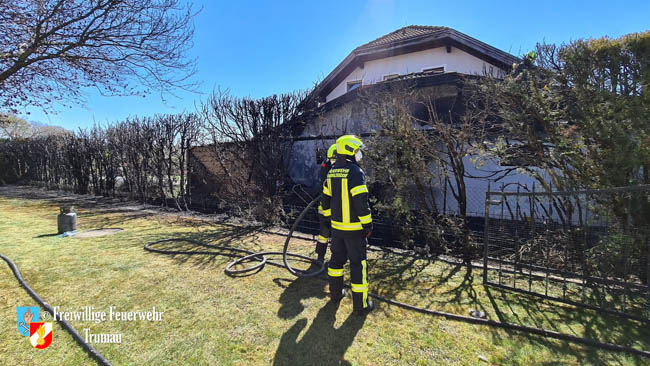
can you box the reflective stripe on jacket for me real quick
[320,158,372,232]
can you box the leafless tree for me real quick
[0,112,201,207]
[200,89,309,211]
[0,0,197,114]
[362,81,513,264]
[0,113,31,139]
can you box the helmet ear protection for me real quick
[336,135,364,156]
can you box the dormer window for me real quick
[347,80,362,92]
[383,74,400,81]
[422,66,445,74]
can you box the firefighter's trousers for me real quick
[316,213,330,259]
[327,230,370,311]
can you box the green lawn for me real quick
[0,193,649,365]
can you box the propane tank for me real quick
[57,206,77,234]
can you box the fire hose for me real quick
[145,194,650,359]
[3,195,649,366]
[0,253,112,366]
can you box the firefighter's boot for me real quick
[315,238,327,263]
[328,272,346,302]
[352,285,374,316]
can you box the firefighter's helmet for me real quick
[327,143,337,160]
[336,135,363,156]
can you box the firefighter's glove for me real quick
[362,223,373,239]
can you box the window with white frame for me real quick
[347,80,362,92]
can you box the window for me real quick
[347,80,362,92]
[422,66,445,74]
[383,74,400,81]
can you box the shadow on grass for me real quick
[482,282,650,365]
[34,232,60,238]
[367,251,456,313]
[141,224,274,270]
[353,249,649,365]
[81,211,156,228]
[17,181,641,364]
[273,300,366,366]
[274,263,328,320]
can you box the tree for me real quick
[475,33,650,282]
[0,112,201,201]
[362,82,505,264]
[0,113,31,139]
[477,31,650,191]
[0,0,197,114]
[200,89,309,219]
[29,121,69,137]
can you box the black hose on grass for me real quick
[0,253,112,366]
[145,237,323,277]
[3,195,647,362]
[145,194,650,359]
[146,195,326,278]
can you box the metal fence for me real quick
[23,179,650,322]
[280,185,485,253]
[281,203,404,249]
[483,185,650,321]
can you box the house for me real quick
[313,25,518,104]
[188,26,542,216]
[288,25,544,216]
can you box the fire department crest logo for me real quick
[29,322,53,349]
[16,306,40,337]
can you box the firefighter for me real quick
[316,144,337,263]
[320,135,374,315]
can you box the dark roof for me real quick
[313,72,465,114]
[355,26,449,50]
[308,26,520,104]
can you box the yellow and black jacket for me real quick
[320,158,372,233]
[316,159,333,247]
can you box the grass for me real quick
[0,193,649,366]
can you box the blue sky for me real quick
[19,0,650,130]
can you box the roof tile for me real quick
[355,25,449,50]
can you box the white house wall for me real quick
[326,46,503,102]
[438,155,545,217]
[288,82,558,220]
[289,140,549,220]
